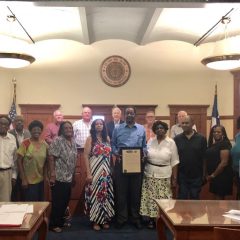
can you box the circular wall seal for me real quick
[100,55,131,87]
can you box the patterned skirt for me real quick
[140,176,172,218]
[85,155,115,224]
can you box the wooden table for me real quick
[0,202,50,240]
[156,199,240,240]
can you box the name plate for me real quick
[121,147,142,174]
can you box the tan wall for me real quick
[0,39,234,136]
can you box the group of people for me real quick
[0,106,239,234]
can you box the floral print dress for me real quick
[85,141,114,224]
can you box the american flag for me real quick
[8,79,17,122]
[8,101,17,121]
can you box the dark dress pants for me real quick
[114,161,142,224]
[177,172,203,200]
[50,181,72,228]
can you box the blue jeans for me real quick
[177,173,202,200]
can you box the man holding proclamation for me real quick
[112,106,146,229]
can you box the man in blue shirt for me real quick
[112,106,146,229]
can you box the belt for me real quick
[0,167,11,171]
[146,160,166,167]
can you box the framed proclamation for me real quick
[121,147,142,174]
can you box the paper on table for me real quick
[0,204,33,227]
[0,204,29,213]
[26,204,33,213]
[223,209,240,222]
[225,209,240,215]
[223,214,240,222]
[0,212,26,226]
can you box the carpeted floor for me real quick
[47,216,158,240]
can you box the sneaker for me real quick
[63,222,71,228]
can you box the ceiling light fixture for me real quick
[201,16,240,71]
[0,53,35,68]
[0,7,35,69]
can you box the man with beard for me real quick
[112,107,146,229]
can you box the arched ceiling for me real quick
[1,1,240,46]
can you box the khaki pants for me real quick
[0,169,12,201]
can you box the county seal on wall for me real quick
[100,55,131,87]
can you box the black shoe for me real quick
[115,221,124,229]
[134,221,143,230]
[147,220,155,229]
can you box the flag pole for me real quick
[210,84,220,129]
[8,78,17,124]
[12,77,16,104]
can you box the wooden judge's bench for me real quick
[19,104,158,215]
[69,148,87,214]
[44,148,87,215]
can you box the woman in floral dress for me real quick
[84,119,114,231]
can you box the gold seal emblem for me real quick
[100,55,131,87]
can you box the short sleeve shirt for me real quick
[48,136,77,182]
[17,139,48,184]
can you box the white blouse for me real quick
[144,136,179,179]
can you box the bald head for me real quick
[181,115,194,134]
[112,107,121,122]
[53,110,63,123]
[177,110,188,124]
[82,107,92,122]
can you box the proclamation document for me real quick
[121,147,142,173]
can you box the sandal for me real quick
[102,223,110,229]
[93,223,101,231]
[63,222,71,228]
[50,227,62,233]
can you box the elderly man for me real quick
[174,115,207,200]
[73,107,93,149]
[44,109,64,145]
[144,110,156,142]
[106,106,124,139]
[170,110,197,138]
[9,115,30,201]
[0,116,17,201]
[112,106,146,229]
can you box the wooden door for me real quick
[169,105,209,137]
[19,104,60,129]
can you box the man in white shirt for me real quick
[0,116,17,201]
[170,110,197,138]
[73,107,93,149]
[144,111,156,143]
